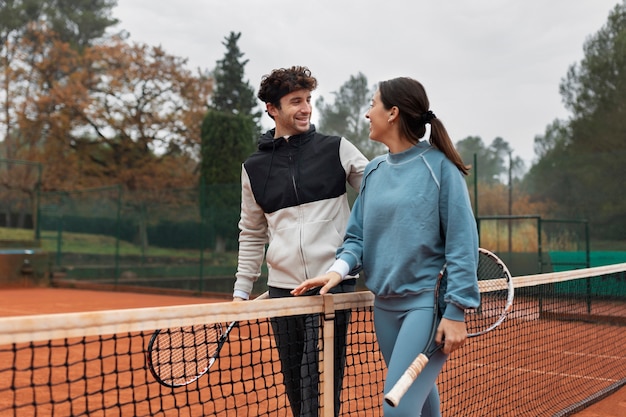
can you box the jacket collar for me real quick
[257,125,316,150]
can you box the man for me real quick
[233,66,368,417]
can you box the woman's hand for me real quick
[435,318,468,355]
[290,272,342,296]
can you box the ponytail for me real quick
[429,118,470,176]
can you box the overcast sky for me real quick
[111,0,619,166]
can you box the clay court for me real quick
[1,287,625,416]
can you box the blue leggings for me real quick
[374,304,448,417]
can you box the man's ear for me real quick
[266,103,278,118]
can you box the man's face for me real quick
[267,89,312,137]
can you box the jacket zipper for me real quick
[289,151,308,279]
[288,152,300,203]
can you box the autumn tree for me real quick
[316,72,385,159]
[0,0,120,230]
[72,37,211,249]
[1,0,118,159]
[10,28,211,190]
[2,23,212,247]
[201,31,258,252]
[78,39,212,188]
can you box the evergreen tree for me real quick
[200,31,259,252]
[210,31,261,121]
[44,0,119,50]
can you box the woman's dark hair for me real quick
[257,66,317,110]
[378,77,469,175]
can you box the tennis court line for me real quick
[447,343,624,384]
[473,361,622,383]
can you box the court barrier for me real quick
[1,262,626,416]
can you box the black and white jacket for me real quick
[233,125,368,298]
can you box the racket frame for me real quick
[146,291,269,388]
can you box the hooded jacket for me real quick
[233,125,367,298]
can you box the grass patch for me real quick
[0,227,237,266]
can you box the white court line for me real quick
[457,360,621,384]
[447,342,625,383]
[471,339,626,361]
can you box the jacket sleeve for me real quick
[233,165,268,298]
[339,138,368,191]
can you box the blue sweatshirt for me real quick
[335,141,480,321]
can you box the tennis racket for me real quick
[147,291,269,388]
[384,248,514,407]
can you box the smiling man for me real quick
[232,66,368,417]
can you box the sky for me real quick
[111,0,620,167]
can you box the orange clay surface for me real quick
[572,385,626,417]
[0,287,624,416]
[0,287,229,317]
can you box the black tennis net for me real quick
[1,263,625,416]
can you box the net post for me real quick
[320,294,336,417]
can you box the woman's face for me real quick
[365,89,391,144]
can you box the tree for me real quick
[1,0,118,159]
[1,5,216,250]
[456,135,526,217]
[42,0,119,50]
[79,38,212,184]
[527,1,626,238]
[1,23,213,244]
[201,32,258,252]
[210,32,261,122]
[532,119,570,160]
[316,72,386,159]
[10,28,212,190]
[456,136,523,185]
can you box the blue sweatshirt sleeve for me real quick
[439,161,480,321]
[336,192,364,276]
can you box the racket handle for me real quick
[384,353,429,407]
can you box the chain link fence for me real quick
[2,158,624,293]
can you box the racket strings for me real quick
[151,324,222,386]
[467,252,514,336]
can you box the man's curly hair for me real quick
[257,66,318,109]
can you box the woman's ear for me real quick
[388,106,399,123]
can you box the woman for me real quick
[291,77,480,417]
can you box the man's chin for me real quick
[295,123,310,133]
